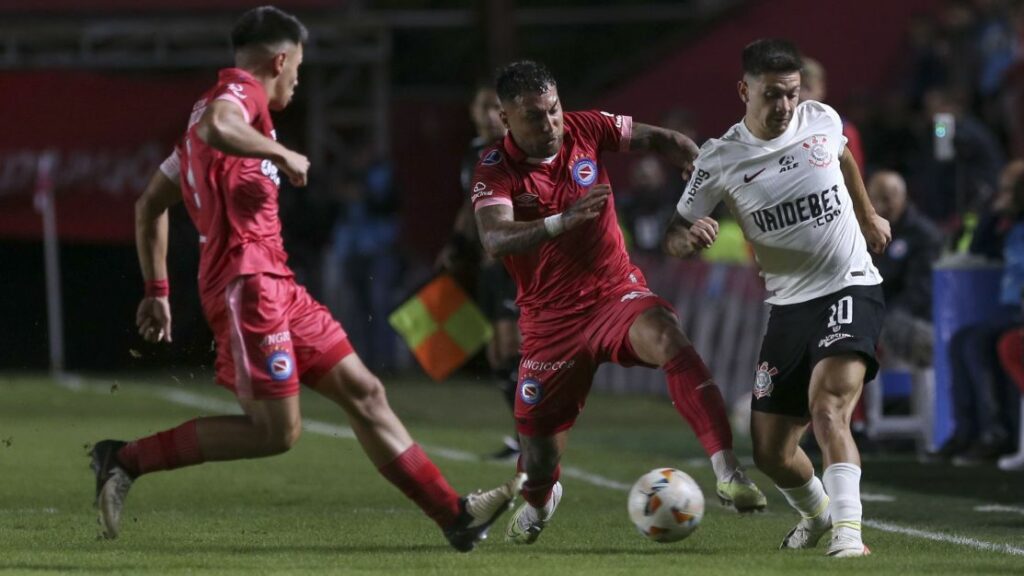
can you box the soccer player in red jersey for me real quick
[89,6,520,551]
[469,61,767,544]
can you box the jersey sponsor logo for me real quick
[620,290,654,302]
[571,158,598,187]
[778,155,799,173]
[683,168,711,206]
[260,331,292,347]
[520,378,543,405]
[514,192,539,207]
[481,149,503,166]
[750,184,842,233]
[818,332,853,348]
[261,159,281,187]
[267,350,294,381]
[471,181,493,202]
[743,168,766,183]
[802,134,832,167]
[753,362,778,399]
[521,359,576,372]
[228,83,247,99]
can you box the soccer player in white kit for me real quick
[664,39,891,557]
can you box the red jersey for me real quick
[176,68,292,301]
[471,110,643,332]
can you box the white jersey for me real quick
[677,100,881,305]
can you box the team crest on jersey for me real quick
[753,362,779,399]
[481,149,503,166]
[802,134,832,167]
[571,158,598,187]
[267,351,294,381]
[520,379,543,405]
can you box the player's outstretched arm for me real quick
[196,100,310,186]
[476,184,611,258]
[135,167,182,343]
[628,123,700,179]
[840,147,891,253]
[662,212,718,259]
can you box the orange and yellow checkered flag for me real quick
[388,274,493,381]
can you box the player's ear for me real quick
[737,80,749,104]
[499,108,510,130]
[272,52,287,76]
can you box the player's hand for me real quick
[563,184,612,230]
[136,297,172,343]
[275,149,310,187]
[861,213,891,254]
[670,134,700,180]
[687,216,719,250]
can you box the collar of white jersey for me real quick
[736,112,800,149]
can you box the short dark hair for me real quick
[495,60,557,103]
[742,39,803,76]
[231,6,308,52]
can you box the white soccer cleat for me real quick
[506,481,562,544]
[444,472,525,552]
[826,527,871,557]
[90,440,134,540]
[780,508,831,549]
[997,451,1024,472]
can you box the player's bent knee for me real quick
[253,415,302,455]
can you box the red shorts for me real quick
[515,284,674,436]
[203,273,353,400]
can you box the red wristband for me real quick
[145,279,169,298]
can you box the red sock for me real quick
[116,419,204,477]
[378,444,461,528]
[664,346,733,456]
[517,457,561,509]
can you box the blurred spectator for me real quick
[933,159,1024,465]
[906,87,1004,232]
[323,148,402,372]
[868,171,945,367]
[616,156,677,255]
[801,56,866,171]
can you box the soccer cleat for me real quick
[89,440,134,540]
[997,451,1024,472]
[444,472,525,552]
[506,480,562,544]
[780,509,832,549]
[487,436,521,461]
[826,527,871,557]
[716,470,767,513]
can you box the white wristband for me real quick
[543,213,566,237]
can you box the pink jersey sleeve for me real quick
[210,78,264,126]
[470,147,515,211]
[568,110,633,153]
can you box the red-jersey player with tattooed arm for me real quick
[89,5,521,551]
[470,60,767,545]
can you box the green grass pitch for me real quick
[0,373,1021,575]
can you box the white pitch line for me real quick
[864,520,1024,557]
[59,378,1021,557]
[974,504,1024,516]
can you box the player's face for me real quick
[740,71,801,139]
[501,86,564,158]
[271,43,303,111]
[471,88,505,142]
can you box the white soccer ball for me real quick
[627,467,704,543]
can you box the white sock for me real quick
[710,450,741,482]
[777,475,829,520]
[822,463,863,533]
